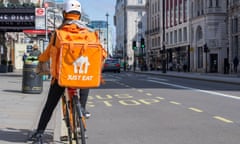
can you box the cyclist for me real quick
[28,0,94,143]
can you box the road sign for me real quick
[35,8,45,16]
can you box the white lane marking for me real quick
[148,80,240,100]
[148,77,169,81]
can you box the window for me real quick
[209,0,213,7]
[184,27,187,41]
[232,18,238,34]
[138,11,142,17]
[175,4,178,25]
[179,2,183,23]
[184,0,187,21]
[158,36,161,46]
[216,0,219,7]
[138,0,143,4]
[198,47,203,68]
[179,29,182,42]
[196,26,203,40]
[233,36,239,54]
[166,33,169,45]
[174,30,177,43]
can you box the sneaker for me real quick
[32,134,43,144]
[28,132,41,141]
[28,132,43,144]
[85,111,91,118]
[82,110,91,118]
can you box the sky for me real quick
[78,0,116,47]
[78,0,115,27]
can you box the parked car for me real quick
[102,58,121,73]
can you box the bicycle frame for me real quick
[61,87,87,144]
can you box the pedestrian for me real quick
[27,0,106,143]
[29,44,41,57]
[233,56,239,73]
[22,52,27,62]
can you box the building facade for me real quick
[115,0,146,68]
[122,0,232,73]
[228,0,240,72]
[190,0,228,73]
[145,0,162,70]
[89,20,113,56]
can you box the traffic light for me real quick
[140,38,145,48]
[204,44,208,53]
[132,40,137,50]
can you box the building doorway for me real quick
[210,54,218,73]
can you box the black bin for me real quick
[22,56,43,94]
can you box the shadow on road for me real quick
[0,128,53,143]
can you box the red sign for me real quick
[35,8,45,16]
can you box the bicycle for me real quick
[61,87,87,144]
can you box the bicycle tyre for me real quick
[65,100,73,144]
[73,96,86,144]
[62,96,73,144]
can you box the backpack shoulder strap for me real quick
[52,31,57,47]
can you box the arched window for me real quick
[196,26,203,41]
[209,0,213,7]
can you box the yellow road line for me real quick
[213,116,234,123]
[156,97,165,100]
[170,101,181,105]
[145,93,152,96]
[137,89,144,92]
[188,107,203,113]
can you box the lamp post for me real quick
[106,13,109,57]
[162,0,166,73]
[44,1,49,51]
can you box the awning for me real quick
[23,29,51,35]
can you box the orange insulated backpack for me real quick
[56,28,106,88]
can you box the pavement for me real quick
[0,69,239,144]
[134,70,240,85]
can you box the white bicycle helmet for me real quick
[63,0,82,14]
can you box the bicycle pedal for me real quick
[60,135,69,141]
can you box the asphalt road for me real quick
[72,71,240,144]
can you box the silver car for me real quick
[102,58,121,73]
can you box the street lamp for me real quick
[44,1,49,51]
[106,13,109,57]
[162,0,166,73]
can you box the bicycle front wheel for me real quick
[73,96,86,144]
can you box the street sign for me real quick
[35,8,46,30]
[0,8,35,32]
[35,8,45,16]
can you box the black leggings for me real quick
[36,80,89,133]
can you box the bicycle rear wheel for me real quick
[73,96,86,144]
[61,96,73,144]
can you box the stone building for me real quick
[114,0,146,69]
[228,0,240,72]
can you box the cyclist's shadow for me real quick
[0,128,53,143]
